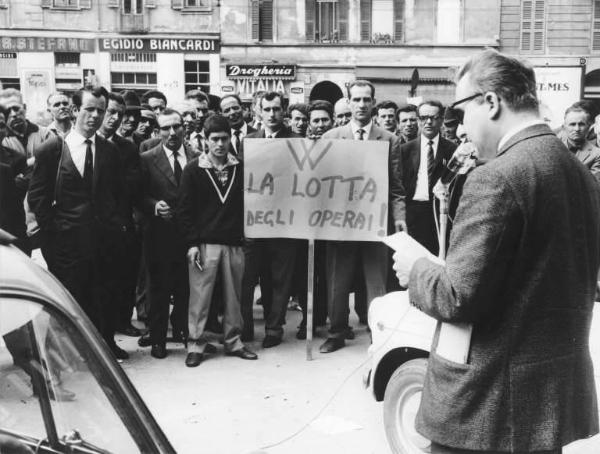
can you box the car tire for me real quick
[383,358,431,454]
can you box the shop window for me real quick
[520,0,545,53]
[110,53,156,63]
[184,60,210,94]
[111,72,157,91]
[251,0,273,41]
[593,0,600,51]
[55,53,80,67]
[123,0,143,14]
[305,0,349,43]
[0,78,20,90]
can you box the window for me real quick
[185,0,210,6]
[393,0,405,42]
[520,0,545,53]
[305,0,349,43]
[53,0,78,7]
[111,72,157,91]
[184,60,210,94]
[123,0,143,14]
[251,0,273,41]
[404,0,435,43]
[360,0,372,42]
[43,0,91,8]
[55,53,80,67]
[110,53,156,63]
[593,0,600,51]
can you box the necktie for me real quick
[83,139,93,194]
[357,129,365,140]
[173,149,182,185]
[427,140,435,186]
[233,129,241,155]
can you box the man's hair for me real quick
[107,92,125,106]
[0,104,7,118]
[566,100,596,122]
[417,100,444,115]
[172,100,197,116]
[72,86,108,109]
[220,94,242,109]
[397,104,417,116]
[46,91,69,106]
[308,100,334,120]
[252,90,266,105]
[157,107,182,123]
[376,100,398,115]
[288,103,308,117]
[141,89,167,104]
[456,49,538,113]
[261,91,284,108]
[203,114,231,137]
[185,89,209,104]
[347,80,375,99]
[0,88,23,104]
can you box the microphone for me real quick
[438,142,478,185]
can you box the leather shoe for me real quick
[117,324,142,337]
[319,338,345,354]
[226,347,258,360]
[185,352,203,367]
[150,344,167,359]
[345,327,355,340]
[110,344,129,360]
[204,343,217,354]
[262,335,281,348]
[138,333,152,347]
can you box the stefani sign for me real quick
[244,138,389,241]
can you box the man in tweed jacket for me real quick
[394,49,600,453]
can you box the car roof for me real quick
[0,238,80,314]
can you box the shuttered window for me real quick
[338,0,349,41]
[593,0,600,51]
[393,0,404,42]
[360,0,372,42]
[306,0,316,41]
[251,0,273,41]
[306,0,348,42]
[520,0,545,53]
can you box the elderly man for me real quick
[562,103,600,183]
[333,97,352,127]
[220,94,256,157]
[394,49,600,454]
[46,92,73,138]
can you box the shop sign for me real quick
[22,70,52,118]
[0,37,95,52]
[226,64,296,80]
[534,66,583,129]
[99,38,220,53]
[55,66,81,78]
[0,52,17,59]
[234,79,288,98]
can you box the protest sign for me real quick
[244,138,389,241]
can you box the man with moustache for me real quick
[139,108,194,359]
[28,87,126,359]
[320,81,405,353]
[393,49,600,454]
[97,92,142,340]
[561,103,600,182]
[133,105,156,147]
[376,100,399,135]
[333,98,352,127]
[243,91,301,348]
[396,104,419,143]
[46,92,73,138]
[400,100,457,255]
[220,94,256,157]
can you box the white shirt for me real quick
[350,120,373,140]
[264,128,281,139]
[231,123,249,153]
[65,129,95,177]
[163,144,187,173]
[413,134,440,201]
[497,118,546,152]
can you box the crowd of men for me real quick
[1,75,599,371]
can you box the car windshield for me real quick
[0,297,140,453]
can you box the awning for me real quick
[355,66,456,84]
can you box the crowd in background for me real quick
[1,80,598,374]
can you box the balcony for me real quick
[119,14,149,34]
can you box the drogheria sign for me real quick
[226,65,296,80]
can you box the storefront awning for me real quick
[356,66,455,84]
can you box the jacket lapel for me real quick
[576,142,593,164]
[152,145,177,187]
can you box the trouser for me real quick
[114,229,141,329]
[406,200,439,256]
[147,257,189,345]
[430,443,561,454]
[298,240,328,329]
[188,244,244,354]
[326,241,387,339]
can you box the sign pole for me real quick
[306,239,315,361]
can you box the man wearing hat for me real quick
[133,104,157,148]
[117,90,142,144]
[442,106,462,145]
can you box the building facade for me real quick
[0,0,220,118]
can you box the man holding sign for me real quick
[319,80,406,354]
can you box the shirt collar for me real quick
[66,128,95,146]
[350,120,373,139]
[421,134,440,149]
[198,151,239,169]
[232,123,247,135]
[163,144,185,158]
[497,118,546,151]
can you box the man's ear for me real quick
[484,92,501,120]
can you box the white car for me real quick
[365,291,600,454]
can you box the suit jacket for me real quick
[243,126,300,159]
[231,123,256,157]
[409,124,600,451]
[28,135,123,234]
[322,123,405,225]
[568,140,600,184]
[110,134,141,230]
[400,135,457,201]
[140,142,194,262]
[0,162,26,243]
[139,136,161,154]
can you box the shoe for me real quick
[150,344,167,359]
[138,333,152,347]
[226,346,258,360]
[319,338,345,353]
[110,344,130,360]
[185,352,203,367]
[345,327,355,340]
[262,335,281,348]
[204,343,217,354]
[295,327,317,340]
[117,324,142,337]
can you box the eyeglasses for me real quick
[449,93,484,123]
[159,123,183,132]
[418,115,441,123]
